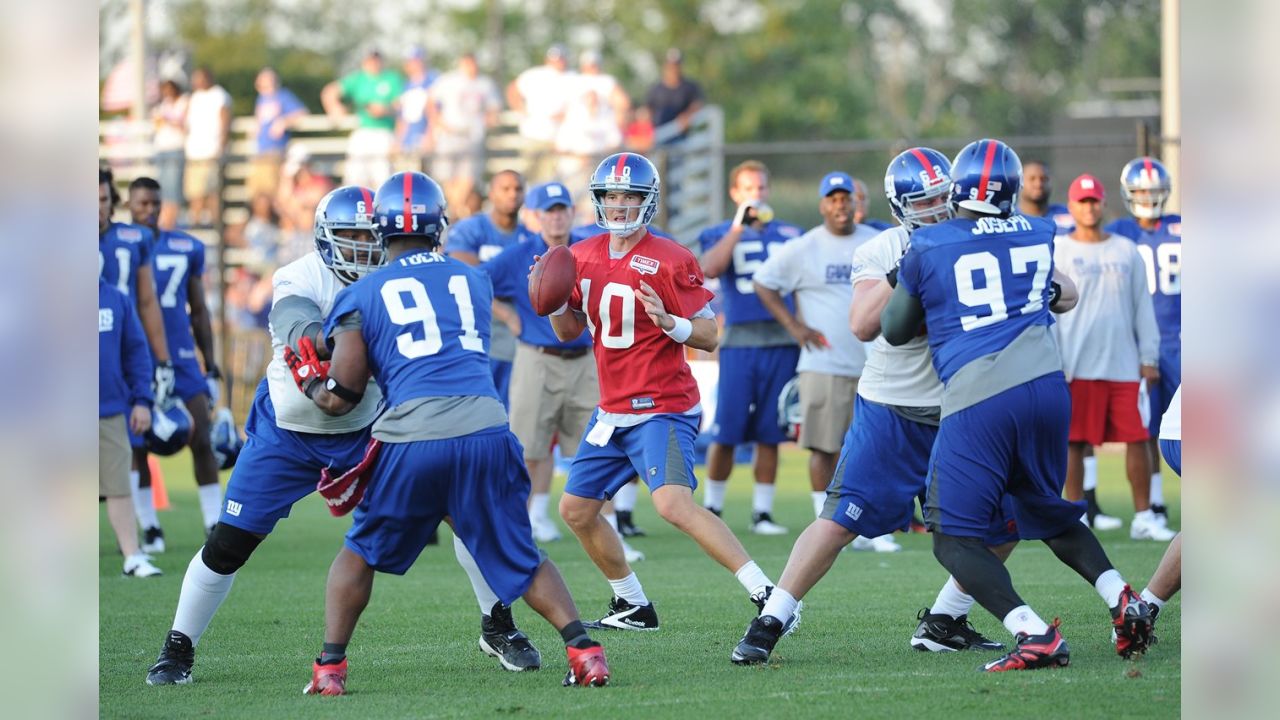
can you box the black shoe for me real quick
[1111,585,1155,658]
[732,615,785,665]
[583,596,660,631]
[910,608,1005,652]
[750,586,802,636]
[616,510,646,537]
[479,602,542,671]
[141,525,166,554]
[146,631,195,685]
[982,620,1069,672]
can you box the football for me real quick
[529,244,577,316]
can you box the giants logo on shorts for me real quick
[844,503,863,522]
[629,255,660,275]
[225,500,243,517]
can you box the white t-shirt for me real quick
[514,65,575,142]
[267,253,383,434]
[152,95,188,152]
[429,71,500,143]
[1158,385,1181,441]
[850,226,943,406]
[754,223,878,377]
[184,85,232,160]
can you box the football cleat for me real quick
[616,510,645,537]
[1130,512,1176,541]
[750,512,789,536]
[583,596,660,631]
[531,517,562,543]
[1091,513,1124,531]
[1112,586,1155,658]
[145,631,194,685]
[124,553,163,578]
[563,643,610,687]
[731,615,785,665]
[749,586,802,637]
[910,608,1006,652]
[141,526,166,554]
[982,620,1069,672]
[620,537,645,563]
[1150,503,1169,525]
[480,603,542,671]
[303,658,347,696]
[850,534,902,553]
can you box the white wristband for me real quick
[663,315,693,343]
[550,302,569,316]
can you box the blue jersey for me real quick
[480,237,591,350]
[151,230,206,360]
[99,280,153,417]
[1046,203,1074,235]
[697,219,802,324]
[1105,214,1181,346]
[99,222,154,298]
[898,214,1058,383]
[326,250,498,407]
[447,214,534,262]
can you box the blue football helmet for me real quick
[589,152,660,234]
[884,147,953,229]
[210,407,243,470]
[1120,156,1172,220]
[315,185,384,284]
[372,171,448,248]
[949,139,1022,217]
[145,398,193,456]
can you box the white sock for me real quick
[1150,472,1164,505]
[454,534,500,614]
[1083,455,1099,492]
[197,484,223,528]
[1140,587,1167,610]
[752,483,776,515]
[703,479,728,510]
[762,586,799,624]
[603,512,619,532]
[811,491,827,518]
[131,470,158,530]
[172,551,237,645]
[614,481,637,512]
[929,577,975,619]
[1002,605,1050,636]
[1094,568,1127,608]
[608,572,649,606]
[529,492,550,524]
[733,560,773,597]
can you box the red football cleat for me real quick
[302,658,347,696]
[563,644,610,687]
[982,619,1070,672]
[1112,585,1155,658]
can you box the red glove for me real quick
[283,336,330,397]
[317,438,382,516]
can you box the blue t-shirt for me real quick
[99,280,154,417]
[399,72,439,150]
[326,250,498,407]
[1105,214,1182,347]
[447,214,535,262]
[99,222,154,298]
[696,219,803,324]
[480,237,591,349]
[151,230,206,362]
[898,214,1058,383]
[254,88,306,154]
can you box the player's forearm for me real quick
[549,308,587,341]
[138,295,171,362]
[309,386,356,416]
[752,282,800,334]
[684,317,718,352]
[699,231,740,278]
[190,306,217,369]
[880,286,925,346]
[849,279,892,341]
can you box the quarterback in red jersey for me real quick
[550,153,794,633]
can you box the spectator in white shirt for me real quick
[183,67,232,227]
[506,45,574,182]
[151,79,188,229]
[426,52,501,213]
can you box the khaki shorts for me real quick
[99,415,132,497]
[245,154,283,198]
[184,158,221,199]
[509,342,599,460]
[798,372,859,454]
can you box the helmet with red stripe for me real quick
[589,152,660,234]
[315,185,384,284]
[372,171,449,250]
[1119,156,1171,220]
[949,139,1022,217]
[884,147,953,229]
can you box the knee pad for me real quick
[202,523,264,575]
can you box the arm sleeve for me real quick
[121,299,154,406]
[880,284,926,347]
[445,221,479,256]
[752,240,798,293]
[269,294,325,348]
[1132,246,1161,366]
[322,287,363,348]
[696,226,721,254]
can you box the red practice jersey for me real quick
[570,230,715,415]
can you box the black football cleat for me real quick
[583,596,660,631]
[911,608,1005,652]
[982,620,1069,672]
[616,510,646,537]
[732,615,785,665]
[1112,585,1155,658]
[480,602,542,671]
[146,630,195,685]
[750,586,802,637]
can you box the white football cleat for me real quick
[749,512,789,536]
[1130,511,1176,541]
[530,517,562,543]
[1091,513,1124,531]
[621,537,645,563]
[124,553,163,578]
[850,534,902,553]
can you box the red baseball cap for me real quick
[1068,174,1106,202]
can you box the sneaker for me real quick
[850,534,902,552]
[141,526,166,554]
[731,615,785,665]
[617,510,646,537]
[1111,586,1155,658]
[583,596,660,631]
[1091,513,1124,531]
[124,553,163,578]
[563,642,610,687]
[982,620,1069,672]
[531,517,562,543]
[750,512,789,535]
[480,603,542,671]
[621,537,645,563]
[749,586,803,637]
[302,658,347,696]
[1150,504,1169,525]
[1130,511,1176,541]
[910,608,1005,652]
[146,631,194,685]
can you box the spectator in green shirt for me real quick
[322,48,405,187]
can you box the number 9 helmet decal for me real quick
[372,171,449,249]
[589,152,660,234]
[884,147,953,229]
[1119,156,1171,220]
[315,185,385,284]
[948,139,1022,217]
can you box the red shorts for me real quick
[1068,380,1149,445]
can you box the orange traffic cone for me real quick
[148,455,170,511]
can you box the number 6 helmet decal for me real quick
[589,152,661,234]
[372,171,449,249]
[315,185,386,284]
[949,139,1022,218]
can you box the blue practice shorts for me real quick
[1159,438,1182,477]
[1147,345,1181,438]
[344,426,541,605]
[925,373,1084,542]
[491,358,513,410]
[565,411,701,501]
[174,355,208,404]
[219,379,370,534]
[711,345,799,446]
[821,396,1018,545]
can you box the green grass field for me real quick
[100,448,1180,719]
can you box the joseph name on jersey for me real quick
[151,229,205,362]
[266,253,383,433]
